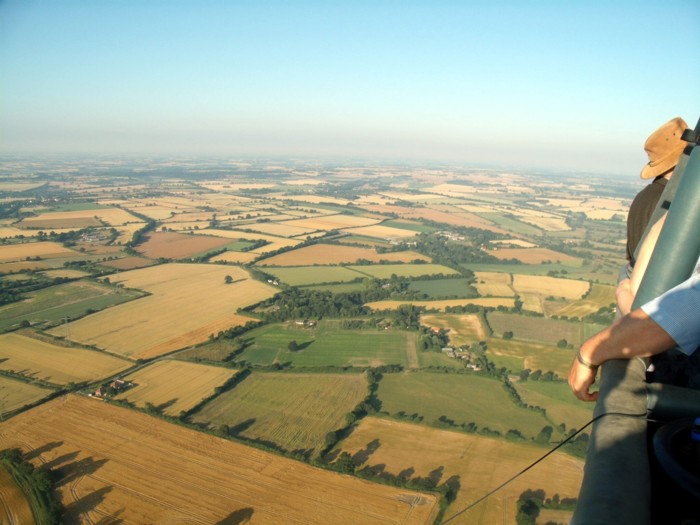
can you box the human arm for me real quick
[568,308,676,402]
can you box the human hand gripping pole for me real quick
[568,348,600,402]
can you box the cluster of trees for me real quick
[0,273,69,306]
[516,488,578,525]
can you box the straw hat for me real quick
[640,117,688,179]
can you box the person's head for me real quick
[640,117,688,180]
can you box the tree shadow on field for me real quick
[65,486,113,520]
[94,507,125,525]
[398,467,415,480]
[352,438,381,466]
[24,441,64,460]
[428,466,445,486]
[216,507,254,525]
[229,418,256,436]
[156,398,179,412]
[42,450,80,470]
[55,457,109,487]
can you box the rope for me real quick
[439,410,651,524]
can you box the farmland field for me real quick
[473,271,515,297]
[258,243,430,266]
[0,465,34,525]
[115,360,237,416]
[367,298,515,311]
[18,207,140,229]
[192,371,367,455]
[487,247,577,264]
[47,264,277,360]
[515,380,593,432]
[343,224,420,239]
[378,373,551,439]
[0,280,146,332]
[554,283,616,318]
[0,376,53,416]
[348,263,459,279]
[512,274,590,300]
[420,314,487,346]
[487,312,584,345]
[283,213,378,230]
[0,395,439,524]
[407,278,478,299]
[262,265,365,286]
[0,332,132,385]
[339,417,583,525]
[0,241,76,262]
[136,231,235,259]
[235,322,414,367]
[486,339,575,377]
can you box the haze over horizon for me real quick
[1,0,698,175]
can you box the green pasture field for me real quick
[377,372,551,439]
[487,312,583,345]
[50,202,108,212]
[192,371,367,456]
[301,282,368,294]
[461,261,582,276]
[583,322,607,339]
[177,339,241,362]
[235,322,413,368]
[380,219,437,233]
[486,338,574,377]
[408,278,478,299]
[262,266,364,286]
[348,263,459,280]
[0,281,146,332]
[477,212,542,236]
[335,235,391,247]
[416,351,465,368]
[0,376,54,416]
[515,380,593,432]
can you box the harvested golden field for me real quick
[554,283,616,318]
[19,207,140,229]
[401,208,511,234]
[488,247,577,264]
[344,224,419,239]
[490,239,537,248]
[473,271,515,297]
[41,268,88,279]
[210,251,259,264]
[340,417,583,525]
[259,244,430,266]
[0,396,439,524]
[0,261,49,273]
[285,213,379,230]
[513,274,590,300]
[519,293,544,313]
[0,466,34,525]
[115,360,237,416]
[48,264,277,360]
[0,376,52,416]
[0,333,131,385]
[420,314,487,346]
[136,231,233,259]
[238,221,319,237]
[101,256,153,270]
[196,229,303,254]
[0,241,76,262]
[268,194,352,205]
[366,298,515,311]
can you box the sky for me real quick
[1,0,698,174]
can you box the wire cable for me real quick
[439,410,651,524]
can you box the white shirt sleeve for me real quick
[641,273,700,355]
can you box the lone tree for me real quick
[288,340,299,352]
[225,275,233,284]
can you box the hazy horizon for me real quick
[1,0,698,175]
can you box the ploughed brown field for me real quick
[0,396,439,524]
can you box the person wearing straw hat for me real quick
[616,117,688,316]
